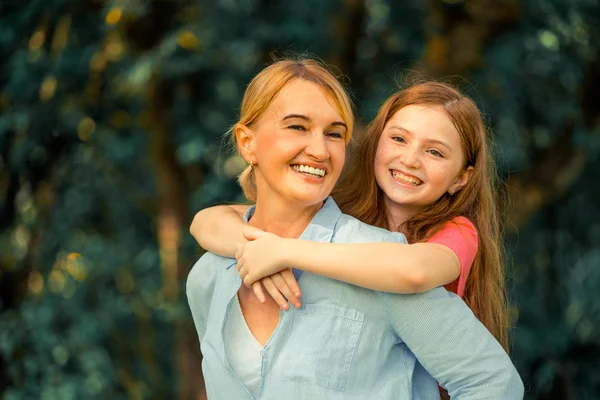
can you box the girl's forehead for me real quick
[388,104,448,123]
[387,105,459,138]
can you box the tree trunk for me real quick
[147,76,205,400]
[419,1,599,230]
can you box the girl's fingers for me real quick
[236,263,248,280]
[243,273,259,287]
[235,247,243,260]
[243,228,267,241]
[239,270,251,286]
[261,277,289,311]
[251,282,266,303]
[270,273,301,309]
[280,268,301,298]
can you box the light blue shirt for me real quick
[186,197,524,399]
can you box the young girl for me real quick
[192,81,509,354]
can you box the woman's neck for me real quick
[249,196,324,238]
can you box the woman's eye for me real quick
[326,132,344,139]
[392,136,406,143]
[428,149,444,158]
[288,125,307,131]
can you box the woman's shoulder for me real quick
[187,252,235,285]
[336,213,408,244]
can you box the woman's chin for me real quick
[289,191,331,208]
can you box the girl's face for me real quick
[244,79,348,208]
[374,104,472,220]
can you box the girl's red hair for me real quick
[334,82,510,350]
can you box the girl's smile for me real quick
[374,104,472,225]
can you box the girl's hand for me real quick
[235,229,301,310]
[249,270,302,310]
[235,229,290,286]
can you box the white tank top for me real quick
[225,295,263,397]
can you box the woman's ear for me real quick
[449,166,474,195]
[235,124,257,165]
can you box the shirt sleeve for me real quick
[379,289,524,399]
[186,253,224,341]
[427,216,478,297]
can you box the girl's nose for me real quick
[400,147,421,169]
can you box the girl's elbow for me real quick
[397,271,429,293]
[190,212,205,241]
[412,274,431,292]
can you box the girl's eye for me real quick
[428,149,444,158]
[392,136,406,143]
[326,132,344,139]
[288,125,307,131]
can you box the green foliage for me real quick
[1,0,599,398]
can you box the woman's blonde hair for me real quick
[334,82,510,351]
[232,58,354,201]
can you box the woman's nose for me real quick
[305,132,329,160]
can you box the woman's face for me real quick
[248,79,348,208]
[374,104,471,218]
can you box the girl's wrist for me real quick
[236,236,248,252]
[278,238,296,268]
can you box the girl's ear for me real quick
[235,124,257,165]
[449,166,474,195]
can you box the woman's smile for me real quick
[249,79,347,208]
[291,163,327,178]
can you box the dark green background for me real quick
[1,0,599,399]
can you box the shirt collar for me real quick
[243,196,341,241]
[239,197,342,278]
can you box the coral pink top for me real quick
[426,216,479,298]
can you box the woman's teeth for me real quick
[292,164,326,177]
[391,170,422,186]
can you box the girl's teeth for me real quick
[392,171,422,185]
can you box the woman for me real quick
[186,58,523,398]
